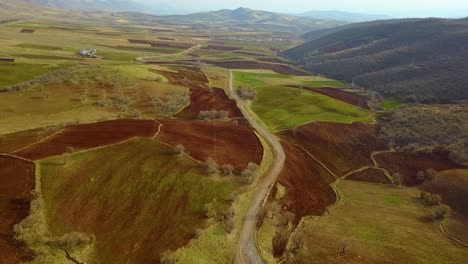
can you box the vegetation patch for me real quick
[0,64,66,87]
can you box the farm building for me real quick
[77,49,98,58]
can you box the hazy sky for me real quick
[136,0,468,17]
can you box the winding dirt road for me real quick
[229,70,286,264]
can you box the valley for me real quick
[0,1,467,264]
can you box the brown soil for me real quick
[20,29,34,33]
[149,29,174,33]
[257,57,288,63]
[14,119,159,160]
[202,45,242,51]
[234,51,268,57]
[0,58,14,62]
[0,155,35,263]
[346,167,392,184]
[272,141,336,257]
[289,85,369,109]
[158,37,175,41]
[0,128,54,153]
[149,41,193,49]
[374,152,467,186]
[278,141,337,219]
[128,39,149,44]
[176,88,243,119]
[156,120,263,173]
[208,60,310,75]
[279,122,387,177]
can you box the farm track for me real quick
[229,70,286,264]
[135,44,202,62]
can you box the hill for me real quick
[29,0,145,12]
[162,7,346,32]
[298,10,391,23]
[285,18,468,103]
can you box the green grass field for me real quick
[39,138,241,264]
[234,71,346,88]
[290,181,468,264]
[249,85,373,132]
[0,63,67,86]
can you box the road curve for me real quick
[229,70,286,264]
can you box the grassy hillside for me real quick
[285,181,468,264]
[286,18,468,103]
[39,137,240,263]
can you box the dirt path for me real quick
[229,70,286,264]
[135,44,201,62]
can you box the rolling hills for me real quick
[286,18,468,103]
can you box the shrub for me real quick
[203,203,216,219]
[237,86,257,100]
[425,168,438,181]
[420,191,442,206]
[338,239,352,256]
[223,206,236,233]
[160,250,176,264]
[220,164,234,176]
[240,162,259,184]
[205,157,219,174]
[174,144,185,155]
[198,110,229,120]
[432,205,451,221]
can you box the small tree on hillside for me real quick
[174,144,185,155]
[338,239,352,256]
[425,168,438,181]
[205,157,220,174]
[160,250,176,264]
[432,205,451,221]
[420,191,442,206]
[391,173,401,187]
[240,162,259,184]
[220,164,234,176]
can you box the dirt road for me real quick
[135,44,201,62]
[229,70,286,264]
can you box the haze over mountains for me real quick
[286,18,468,103]
[298,10,392,23]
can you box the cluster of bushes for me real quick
[236,86,257,100]
[203,157,259,184]
[198,110,229,120]
[419,191,452,221]
[152,91,190,118]
[378,106,468,165]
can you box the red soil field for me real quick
[345,167,392,184]
[176,88,243,119]
[273,141,336,257]
[278,141,337,219]
[0,155,35,263]
[202,45,242,51]
[209,60,311,76]
[0,128,54,153]
[156,119,263,173]
[14,119,159,160]
[279,122,387,177]
[374,152,467,186]
[289,85,370,109]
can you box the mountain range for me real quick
[285,18,468,103]
[297,10,392,22]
